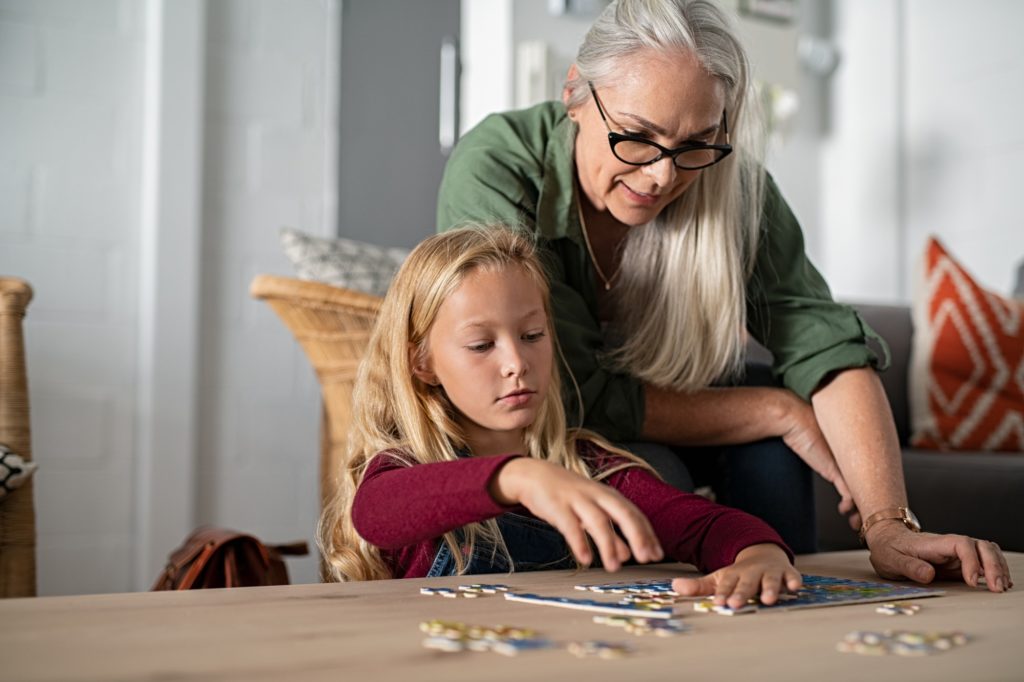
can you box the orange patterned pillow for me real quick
[910,237,1024,451]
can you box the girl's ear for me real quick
[408,342,438,386]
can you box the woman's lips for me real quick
[619,181,660,206]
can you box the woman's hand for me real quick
[866,523,1013,593]
[489,457,664,571]
[670,543,801,609]
[774,390,860,529]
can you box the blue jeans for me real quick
[622,364,818,555]
[426,513,576,577]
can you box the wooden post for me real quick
[0,277,36,598]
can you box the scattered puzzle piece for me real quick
[567,640,633,659]
[875,602,921,616]
[837,630,969,657]
[692,598,757,615]
[593,615,691,637]
[419,620,551,656]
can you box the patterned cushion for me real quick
[909,237,1024,452]
[280,228,409,298]
[0,443,37,502]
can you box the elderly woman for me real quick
[437,0,1010,590]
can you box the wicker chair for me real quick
[0,277,36,598]
[250,275,383,516]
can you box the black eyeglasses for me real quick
[588,82,732,171]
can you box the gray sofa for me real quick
[755,304,1024,552]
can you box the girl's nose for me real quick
[501,346,528,377]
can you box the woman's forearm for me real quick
[810,367,908,524]
[642,384,792,445]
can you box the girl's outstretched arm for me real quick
[352,452,520,549]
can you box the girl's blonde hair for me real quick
[565,0,766,390]
[318,225,646,581]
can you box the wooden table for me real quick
[2,551,1022,681]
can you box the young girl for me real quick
[319,226,801,609]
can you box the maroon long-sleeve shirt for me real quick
[351,440,791,578]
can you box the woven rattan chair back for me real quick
[0,277,36,598]
[250,275,383,515]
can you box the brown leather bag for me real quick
[151,526,309,590]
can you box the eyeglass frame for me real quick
[587,81,733,171]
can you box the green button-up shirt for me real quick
[437,102,887,442]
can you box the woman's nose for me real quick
[642,155,677,187]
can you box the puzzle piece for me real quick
[875,602,922,616]
[593,615,691,637]
[419,620,551,656]
[503,592,675,619]
[459,583,510,594]
[837,630,968,657]
[567,640,633,659]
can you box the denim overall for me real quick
[426,512,577,577]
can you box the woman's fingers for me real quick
[976,540,1011,592]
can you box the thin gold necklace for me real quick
[576,200,620,291]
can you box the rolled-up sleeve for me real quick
[747,176,890,400]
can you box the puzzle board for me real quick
[572,574,945,612]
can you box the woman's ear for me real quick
[562,64,580,112]
[408,342,438,386]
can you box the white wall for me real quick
[0,0,145,595]
[820,0,1024,301]
[0,0,334,595]
[196,0,335,587]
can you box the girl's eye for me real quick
[467,341,493,353]
[523,330,546,342]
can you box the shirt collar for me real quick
[536,107,584,247]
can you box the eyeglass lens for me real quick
[611,139,728,170]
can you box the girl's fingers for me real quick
[575,501,628,572]
[759,571,783,605]
[712,571,739,606]
[785,567,803,592]
[726,573,761,609]
[596,494,663,563]
[544,506,593,567]
[671,575,716,597]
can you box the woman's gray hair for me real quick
[567,0,767,391]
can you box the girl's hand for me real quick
[775,390,861,530]
[490,457,664,571]
[670,543,801,609]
